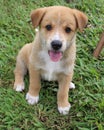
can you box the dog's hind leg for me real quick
[13,55,27,92]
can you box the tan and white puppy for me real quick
[14,6,88,115]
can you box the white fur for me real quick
[15,84,24,92]
[58,104,71,115]
[35,28,39,32]
[26,93,39,105]
[69,82,75,89]
[52,32,61,41]
[41,59,62,81]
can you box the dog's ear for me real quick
[31,8,47,28]
[73,9,88,31]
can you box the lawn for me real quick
[0,0,104,129]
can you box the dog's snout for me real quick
[51,40,62,50]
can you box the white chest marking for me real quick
[41,60,62,81]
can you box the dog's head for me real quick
[31,6,88,62]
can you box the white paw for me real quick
[69,82,75,89]
[58,104,71,115]
[15,84,24,92]
[26,93,39,105]
[35,28,39,32]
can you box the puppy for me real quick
[14,6,88,115]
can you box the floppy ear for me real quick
[31,8,47,28]
[73,9,88,31]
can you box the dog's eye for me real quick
[45,25,52,31]
[65,27,71,33]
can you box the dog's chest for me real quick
[41,61,62,81]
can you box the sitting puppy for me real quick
[14,6,88,115]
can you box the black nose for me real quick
[51,40,62,50]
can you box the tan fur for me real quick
[14,6,88,114]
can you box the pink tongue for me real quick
[49,50,62,62]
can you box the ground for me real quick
[0,0,104,129]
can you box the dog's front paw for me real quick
[58,104,71,115]
[69,82,75,89]
[26,93,39,105]
[14,83,25,92]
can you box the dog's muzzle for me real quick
[48,40,63,62]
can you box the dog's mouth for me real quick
[48,50,63,62]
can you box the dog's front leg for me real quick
[57,72,73,115]
[26,63,41,105]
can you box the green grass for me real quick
[0,0,104,129]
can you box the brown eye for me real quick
[65,27,71,33]
[45,25,52,31]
